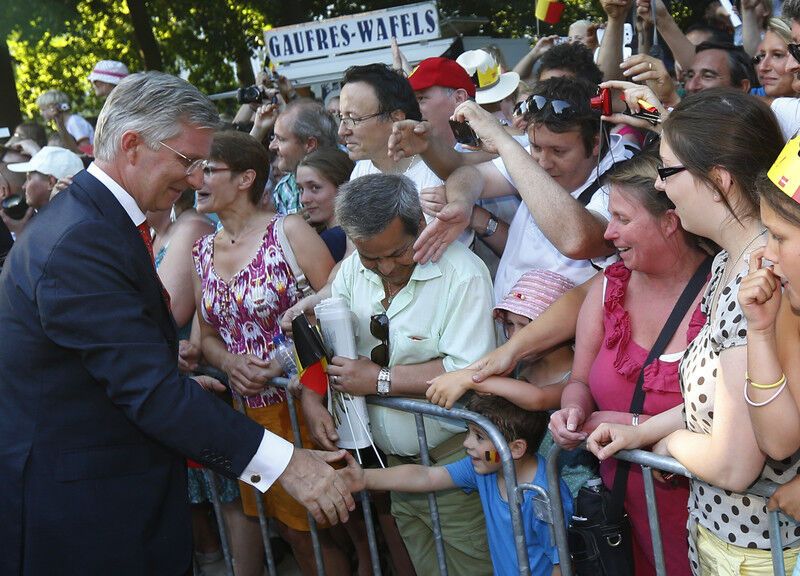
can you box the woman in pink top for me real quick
[550,151,708,576]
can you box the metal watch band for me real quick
[376,367,391,396]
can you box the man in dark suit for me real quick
[0,71,354,575]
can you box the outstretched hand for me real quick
[339,451,367,493]
[468,343,519,383]
[278,448,355,525]
[586,422,645,461]
[412,201,472,264]
[388,120,431,161]
[426,369,476,409]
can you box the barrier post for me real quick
[544,445,572,576]
[640,465,666,576]
[280,377,325,576]
[203,469,235,576]
[413,412,450,576]
[233,395,279,576]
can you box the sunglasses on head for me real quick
[789,43,800,63]
[513,94,576,118]
[370,313,390,367]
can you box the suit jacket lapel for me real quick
[70,172,179,351]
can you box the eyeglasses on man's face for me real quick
[158,141,206,176]
[338,111,386,129]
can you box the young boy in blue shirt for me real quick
[341,394,573,576]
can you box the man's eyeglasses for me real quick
[339,111,385,129]
[657,165,687,181]
[752,53,766,66]
[513,95,576,118]
[788,43,800,63]
[158,141,206,176]
[370,313,390,367]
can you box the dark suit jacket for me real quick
[0,170,266,575]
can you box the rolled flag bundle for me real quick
[291,313,330,396]
[535,0,565,24]
[314,297,375,451]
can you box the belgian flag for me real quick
[291,313,331,396]
[535,0,565,24]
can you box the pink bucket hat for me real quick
[494,269,575,321]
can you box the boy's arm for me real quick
[341,452,456,493]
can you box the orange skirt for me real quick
[238,398,319,532]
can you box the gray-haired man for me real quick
[302,172,496,575]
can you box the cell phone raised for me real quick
[449,120,480,147]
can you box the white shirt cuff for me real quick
[238,430,294,493]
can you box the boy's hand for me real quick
[426,369,475,409]
[339,451,367,492]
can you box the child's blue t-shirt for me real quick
[444,454,573,576]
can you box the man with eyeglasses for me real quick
[302,172,496,576]
[268,98,339,214]
[338,63,474,247]
[0,71,356,576]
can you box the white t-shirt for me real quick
[350,159,474,245]
[66,114,95,145]
[771,98,800,142]
[492,134,633,302]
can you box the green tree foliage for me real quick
[5,0,714,124]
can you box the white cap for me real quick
[88,60,130,85]
[8,146,84,179]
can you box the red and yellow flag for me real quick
[535,0,565,24]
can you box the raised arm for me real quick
[739,249,800,459]
[597,0,634,81]
[637,0,697,70]
[494,134,613,259]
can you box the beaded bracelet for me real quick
[745,372,787,390]
[744,380,787,407]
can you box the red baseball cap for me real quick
[408,57,476,97]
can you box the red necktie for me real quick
[137,222,171,310]
[137,222,155,264]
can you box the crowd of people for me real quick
[7,0,800,574]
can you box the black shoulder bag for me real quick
[568,257,711,576]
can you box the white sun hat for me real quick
[456,50,520,105]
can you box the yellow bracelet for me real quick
[745,372,787,390]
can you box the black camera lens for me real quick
[237,86,265,105]
[2,194,29,220]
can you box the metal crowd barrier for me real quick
[545,444,790,576]
[193,369,542,576]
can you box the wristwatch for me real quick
[480,214,499,238]
[376,367,392,396]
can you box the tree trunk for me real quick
[126,0,163,71]
[0,39,22,132]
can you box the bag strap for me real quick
[576,159,629,206]
[607,256,712,519]
[274,216,315,299]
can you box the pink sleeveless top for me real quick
[192,216,299,408]
[588,261,705,576]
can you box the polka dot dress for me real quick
[680,251,800,575]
